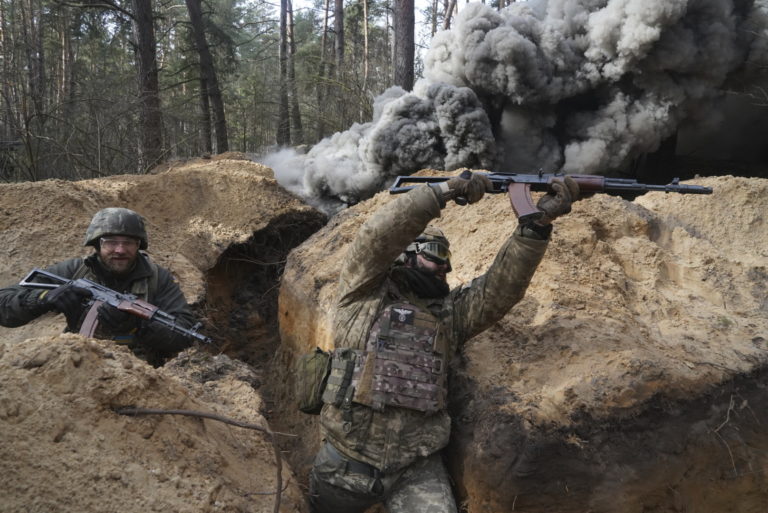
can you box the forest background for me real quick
[0,0,475,181]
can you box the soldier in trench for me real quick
[0,207,197,366]
[309,172,579,512]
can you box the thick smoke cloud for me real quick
[298,82,497,206]
[267,0,768,211]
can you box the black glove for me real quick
[536,176,580,224]
[97,303,137,333]
[42,284,92,320]
[443,170,493,205]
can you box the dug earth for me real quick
[2,160,767,513]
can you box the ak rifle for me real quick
[20,268,212,344]
[389,171,713,222]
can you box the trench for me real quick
[203,212,325,366]
[449,363,768,513]
[194,208,340,508]
[200,210,326,453]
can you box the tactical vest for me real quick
[348,301,447,414]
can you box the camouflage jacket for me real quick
[320,184,549,473]
[0,253,196,365]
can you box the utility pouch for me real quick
[321,349,357,407]
[295,347,332,414]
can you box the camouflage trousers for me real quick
[308,441,458,513]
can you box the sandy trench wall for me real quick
[0,335,307,513]
[276,173,768,511]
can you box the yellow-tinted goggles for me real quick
[415,241,451,264]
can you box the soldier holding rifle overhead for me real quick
[308,170,580,513]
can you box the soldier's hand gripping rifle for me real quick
[20,268,212,344]
[390,171,713,222]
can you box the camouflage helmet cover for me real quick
[84,207,148,249]
[398,225,451,265]
[414,225,449,248]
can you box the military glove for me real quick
[21,289,55,316]
[42,283,92,319]
[536,176,580,224]
[97,303,137,333]
[442,170,493,205]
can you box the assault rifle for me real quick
[390,171,713,222]
[20,268,212,344]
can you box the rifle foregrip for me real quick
[570,175,608,195]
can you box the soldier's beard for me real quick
[390,266,450,298]
[100,255,137,275]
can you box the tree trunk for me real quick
[334,0,344,70]
[386,0,392,83]
[443,0,456,30]
[22,0,45,119]
[430,0,438,36]
[362,0,369,109]
[316,0,331,141]
[0,0,13,143]
[130,0,164,171]
[393,0,414,91]
[57,7,74,106]
[288,0,303,145]
[199,76,213,154]
[276,0,291,145]
[185,0,229,153]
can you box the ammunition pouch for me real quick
[295,347,332,414]
[322,348,358,407]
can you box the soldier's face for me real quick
[98,235,140,275]
[414,253,450,282]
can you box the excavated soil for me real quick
[2,158,767,513]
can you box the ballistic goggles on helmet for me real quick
[413,240,451,265]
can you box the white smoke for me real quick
[265,0,768,211]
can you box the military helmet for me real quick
[415,226,449,248]
[84,207,148,249]
[405,225,451,264]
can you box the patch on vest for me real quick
[392,307,413,324]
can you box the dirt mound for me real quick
[0,335,306,513]
[277,173,768,512]
[0,159,324,345]
[0,159,295,295]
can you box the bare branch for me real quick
[115,406,296,513]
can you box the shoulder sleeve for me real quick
[337,185,442,306]
[450,232,548,344]
[0,258,84,327]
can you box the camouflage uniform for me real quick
[310,184,549,512]
[0,208,196,366]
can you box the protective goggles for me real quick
[100,237,140,250]
[414,241,451,265]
